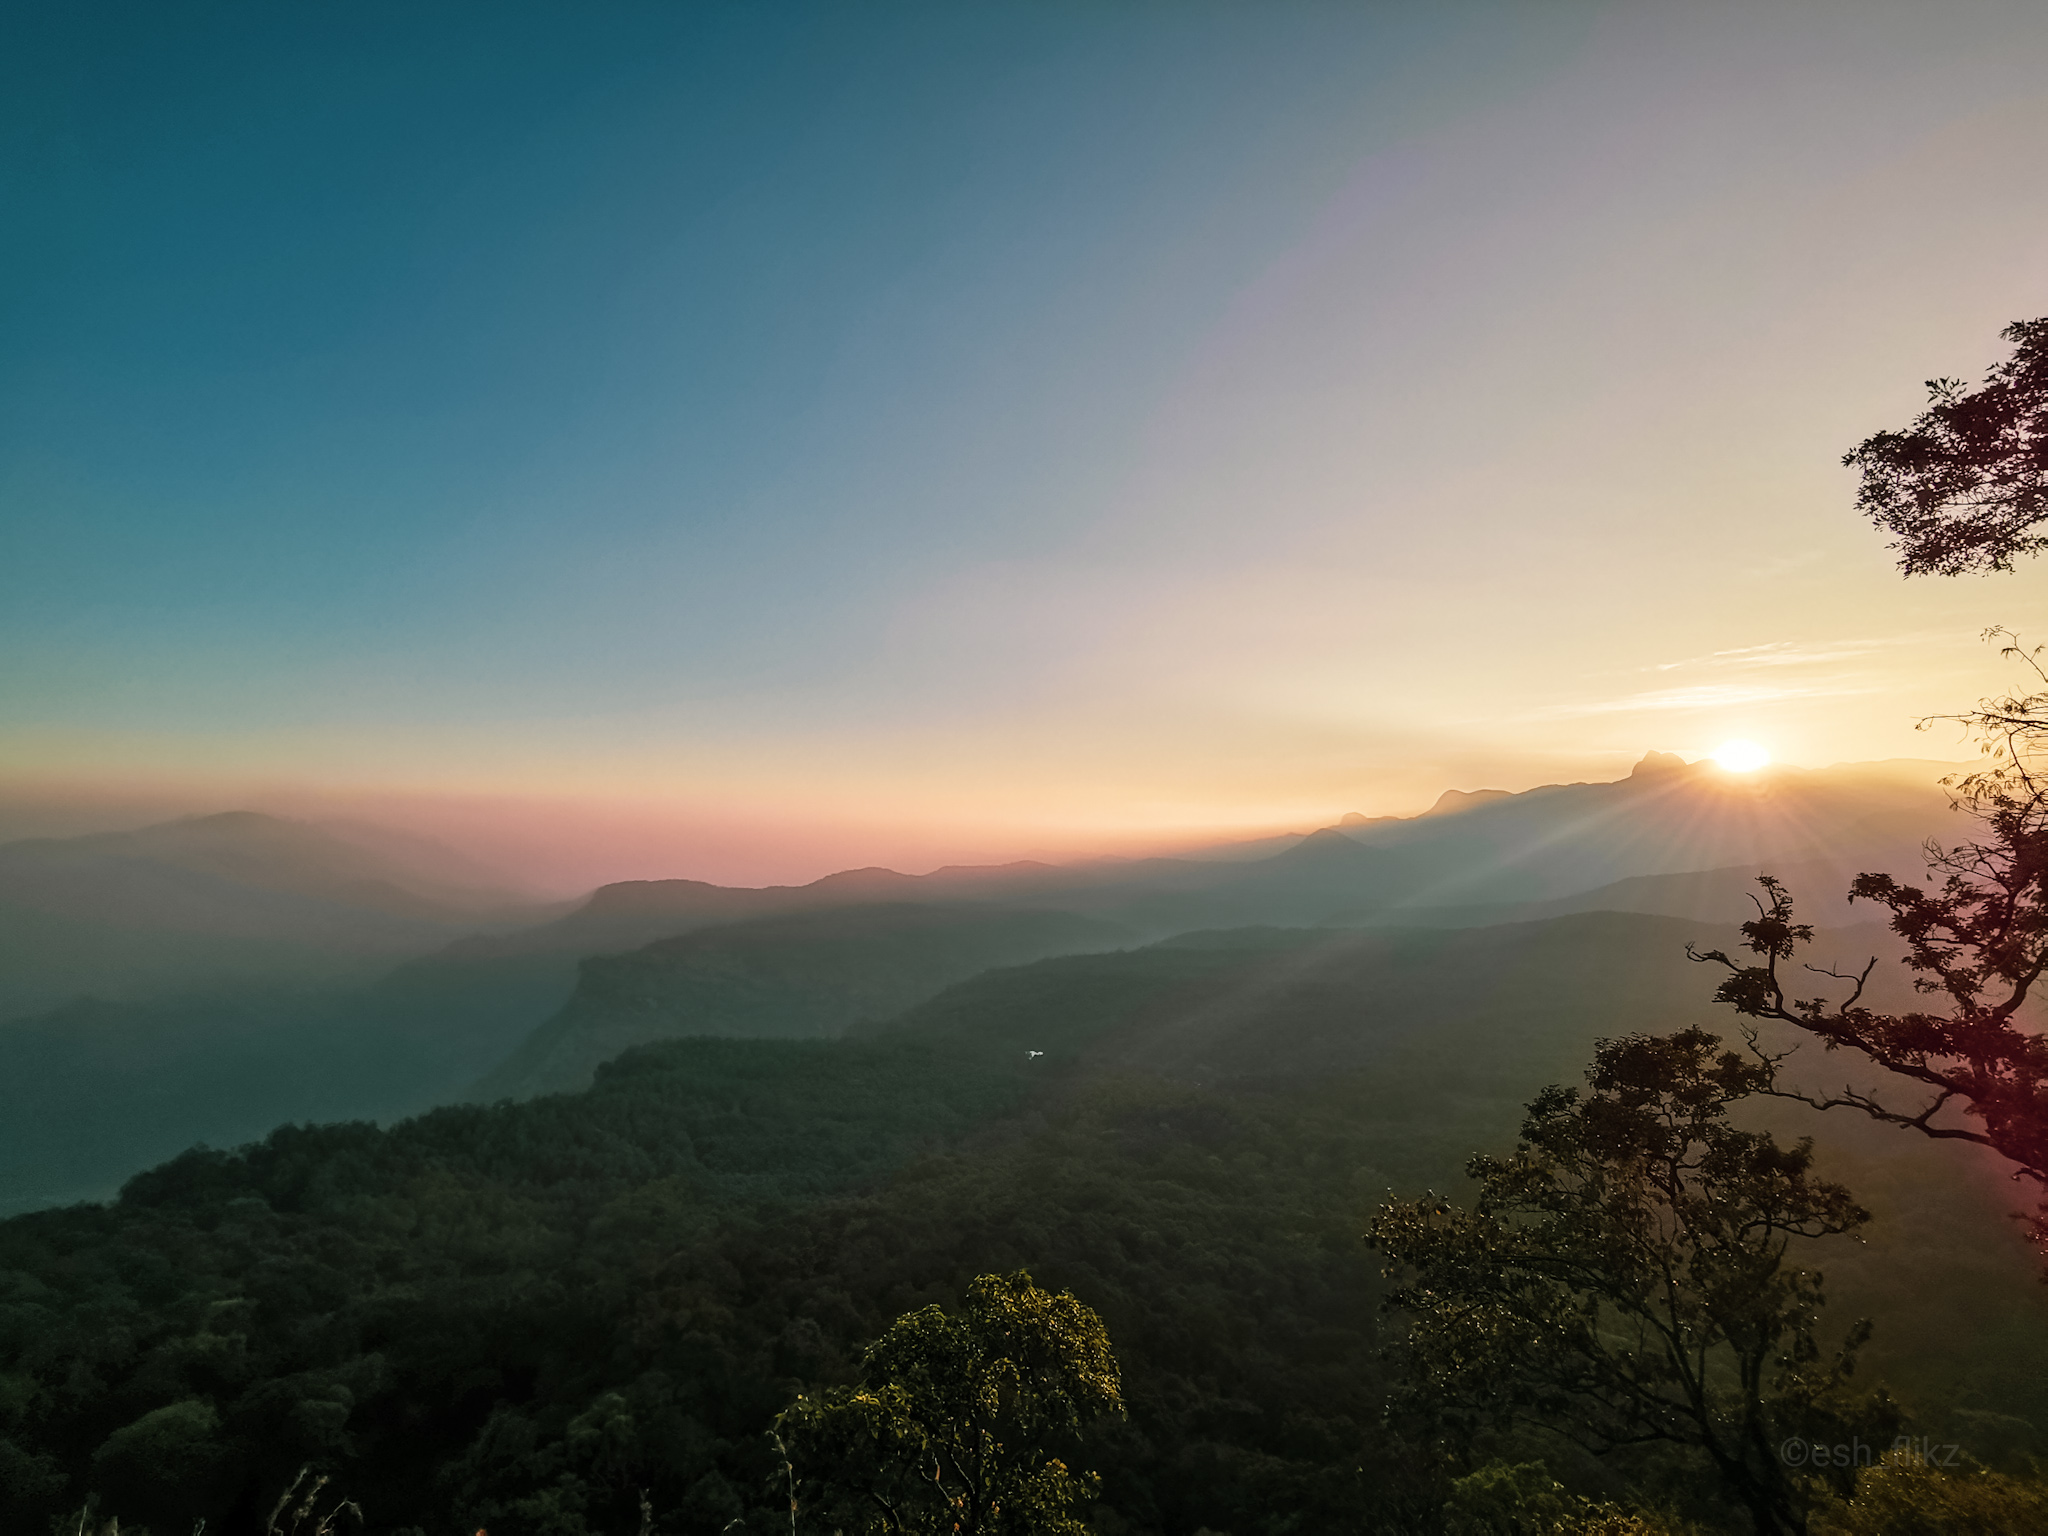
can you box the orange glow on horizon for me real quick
[0,744,1961,896]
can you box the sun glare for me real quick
[1712,739,1770,773]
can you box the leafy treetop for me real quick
[1692,638,2048,1251]
[778,1270,1124,1536]
[1372,1029,1875,1536]
[1844,317,2048,576]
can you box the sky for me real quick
[3,0,2046,890]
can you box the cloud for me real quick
[1648,631,1964,674]
[1538,680,1872,719]
[1527,634,1962,718]
[1652,640,1871,672]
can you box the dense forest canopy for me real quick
[5,915,2046,1534]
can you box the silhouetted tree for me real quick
[1844,317,2048,575]
[1693,635,2048,1250]
[1722,308,2048,1254]
[777,1271,1123,1536]
[1370,1030,1876,1536]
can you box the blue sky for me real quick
[3,4,1582,716]
[5,1,2047,885]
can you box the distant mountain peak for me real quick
[1630,750,1690,778]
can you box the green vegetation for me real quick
[479,903,1132,1099]
[2,916,2044,1533]
[1442,1461,1685,1535]
[1810,1454,2048,1535]
[0,903,1122,1214]
[1372,1030,1881,1535]
[780,1270,1123,1536]
[0,1031,1403,1533]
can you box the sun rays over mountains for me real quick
[0,751,1953,1212]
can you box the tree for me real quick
[1844,317,2048,575]
[1369,1030,1877,1536]
[777,1271,1123,1536]
[1692,636,2048,1251]
[1444,1460,1686,1535]
[1720,308,2048,1251]
[88,1399,232,1531]
[1811,1451,2048,1536]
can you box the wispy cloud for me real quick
[1537,680,1873,719]
[1652,640,1872,673]
[1647,631,1964,674]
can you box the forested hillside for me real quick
[0,761,1957,1216]
[4,913,2041,1535]
[478,903,1132,1098]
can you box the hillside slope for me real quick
[0,907,2033,1536]
[476,902,1133,1099]
[0,757,1957,1214]
[876,910,1916,1082]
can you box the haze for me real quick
[5,0,2045,889]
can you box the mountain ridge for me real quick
[0,811,560,1020]
[473,902,1134,1100]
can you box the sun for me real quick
[1712,739,1771,773]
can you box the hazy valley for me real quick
[0,754,1951,1212]
[9,748,2042,1535]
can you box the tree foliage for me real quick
[5,938,2048,1532]
[1370,1030,1875,1536]
[1443,1460,1686,1536]
[779,1271,1123,1536]
[1693,637,2048,1250]
[0,1035,1407,1534]
[1843,317,2048,575]
[1811,1452,2048,1536]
